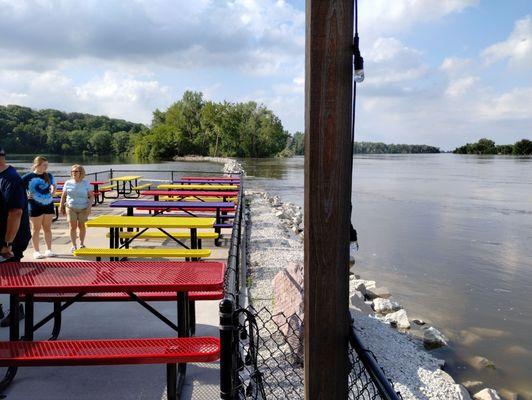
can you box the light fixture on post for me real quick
[353,33,364,83]
[353,0,364,83]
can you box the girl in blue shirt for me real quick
[22,156,56,259]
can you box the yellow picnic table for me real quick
[86,214,215,254]
[105,175,143,198]
[109,175,143,182]
[157,184,238,191]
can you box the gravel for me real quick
[246,189,472,400]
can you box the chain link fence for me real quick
[227,306,402,400]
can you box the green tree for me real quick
[112,131,132,155]
[513,139,532,155]
[89,131,113,155]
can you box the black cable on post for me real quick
[350,0,364,245]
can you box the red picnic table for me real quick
[0,261,224,399]
[140,189,238,202]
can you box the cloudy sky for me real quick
[0,0,530,150]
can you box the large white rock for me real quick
[372,298,402,314]
[384,309,410,329]
[473,388,502,400]
[423,327,448,349]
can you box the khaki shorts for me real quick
[66,206,90,223]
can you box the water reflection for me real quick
[238,157,302,180]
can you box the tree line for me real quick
[133,91,289,160]
[3,99,456,160]
[282,135,440,155]
[0,105,146,156]
[453,138,532,155]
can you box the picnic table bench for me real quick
[0,261,224,399]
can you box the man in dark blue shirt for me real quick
[0,147,31,262]
[0,146,31,325]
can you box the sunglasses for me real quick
[71,170,82,173]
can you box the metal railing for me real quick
[55,167,229,182]
[219,177,402,399]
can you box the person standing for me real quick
[59,164,94,252]
[0,146,30,325]
[22,156,57,259]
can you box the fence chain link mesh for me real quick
[231,306,401,400]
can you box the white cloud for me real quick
[445,76,479,97]
[0,0,304,73]
[364,37,428,90]
[74,72,172,122]
[440,57,474,77]
[0,69,170,124]
[476,87,532,120]
[482,15,532,68]
[360,0,479,37]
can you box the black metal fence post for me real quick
[220,298,235,399]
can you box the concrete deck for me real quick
[0,201,227,399]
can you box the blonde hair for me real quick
[32,156,50,184]
[71,164,86,179]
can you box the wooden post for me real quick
[304,0,353,399]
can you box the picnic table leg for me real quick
[215,224,221,247]
[109,227,114,249]
[50,302,62,340]
[114,228,121,260]
[23,294,34,341]
[190,228,199,261]
[189,302,196,336]
[215,209,221,247]
[93,184,99,206]
[175,292,189,397]
[0,295,20,393]
[167,364,178,400]
[109,227,117,261]
[126,207,134,233]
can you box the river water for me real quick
[241,154,532,397]
[7,153,532,397]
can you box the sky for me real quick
[0,0,530,150]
